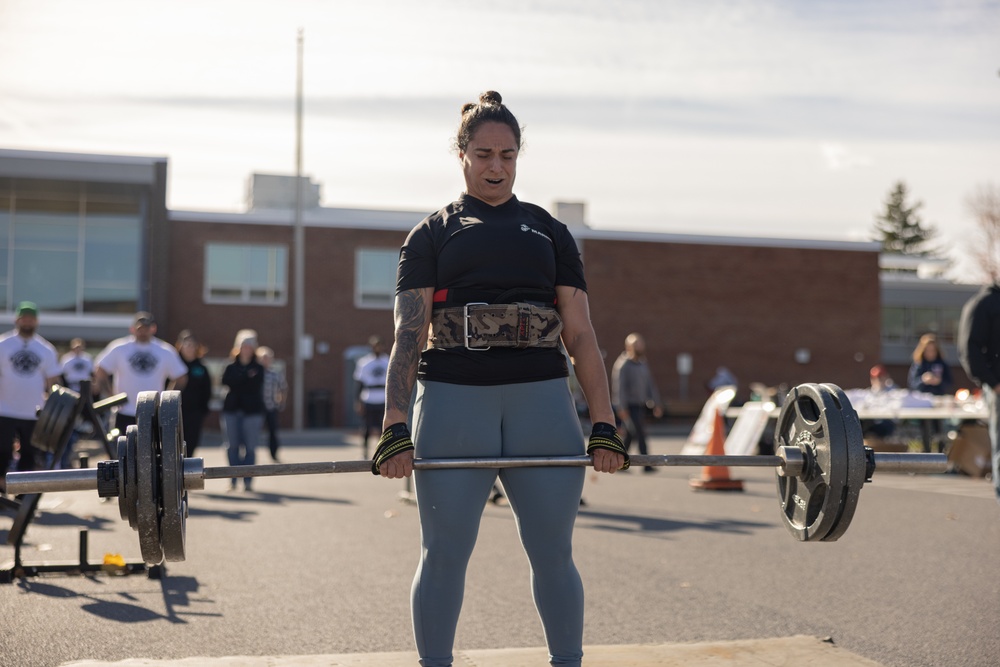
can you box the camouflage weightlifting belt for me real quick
[429,302,563,350]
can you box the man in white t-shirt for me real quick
[94,311,188,435]
[353,336,389,458]
[60,338,94,393]
[0,302,63,481]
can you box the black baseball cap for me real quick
[133,311,155,326]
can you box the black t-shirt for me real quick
[397,193,587,385]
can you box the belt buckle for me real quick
[464,302,490,351]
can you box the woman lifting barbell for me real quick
[372,91,627,667]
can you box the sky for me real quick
[1,0,999,280]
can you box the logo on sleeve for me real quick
[10,349,42,376]
[128,350,160,375]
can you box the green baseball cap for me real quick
[15,301,38,317]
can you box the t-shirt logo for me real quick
[69,359,88,373]
[128,350,159,375]
[520,224,553,244]
[10,349,42,376]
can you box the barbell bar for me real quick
[5,383,949,565]
[7,452,946,493]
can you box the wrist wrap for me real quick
[587,421,630,470]
[371,422,415,475]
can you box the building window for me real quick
[355,248,398,309]
[0,178,141,315]
[880,305,963,349]
[205,243,287,305]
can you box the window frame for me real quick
[354,247,399,310]
[204,242,289,306]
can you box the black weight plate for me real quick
[774,383,851,542]
[157,391,187,562]
[817,384,867,542]
[117,433,136,526]
[31,386,80,453]
[134,391,163,565]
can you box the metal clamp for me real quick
[463,302,490,351]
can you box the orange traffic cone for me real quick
[689,407,744,491]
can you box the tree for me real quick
[872,181,939,256]
[964,183,1000,283]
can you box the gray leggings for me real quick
[411,378,586,667]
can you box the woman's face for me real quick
[180,339,197,360]
[460,121,518,206]
[925,342,939,360]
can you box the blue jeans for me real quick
[222,411,264,489]
[987,389,1000,505]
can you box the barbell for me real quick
[5,383,947,565]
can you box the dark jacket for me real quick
[180,357,213,415]
[958,284,1000,389]
[907,358,953,395]
[221,358,265,414]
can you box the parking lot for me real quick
[2,429,998,667]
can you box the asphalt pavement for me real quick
[2,427,998,667]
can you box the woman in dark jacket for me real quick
[176,330,213,458]
[907,333,953,452]
[221,329,265,491]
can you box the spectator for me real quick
[706,366,737,393]
[94,312,188,435]
[957,283,1000,505]
[862,364,897,440]
[176,330,212,458]
[257,345,287,462]
[0,302,62,482]
[221,329,265,492]
[353,336,388,458]
[60,338,93,393]
[611,332,665,472]
[907,333,953,453]
[56,337,95,468]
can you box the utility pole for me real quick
[292,28,305,431]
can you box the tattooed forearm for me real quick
[384,289,430,423]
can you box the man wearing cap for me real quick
[94,312,188,435]
[0,302,63,483]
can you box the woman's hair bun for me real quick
[479,90,503,106]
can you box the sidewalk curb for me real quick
[60,635,885,666]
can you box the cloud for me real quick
[821,143,873,171]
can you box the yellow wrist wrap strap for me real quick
[587,422,630,470]
[371,423,414,475]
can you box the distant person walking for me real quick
[57,337,96,469]
[221,329,265,492]
[611,332,664,472]
[958,283,1000,505]
[59,338,93,393]
[257,346,287,462]
[94,312,188,435]
[353,336,388,458]
[176,330,213,458]
[0,302,62,481]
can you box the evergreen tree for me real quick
[872,181,938,256]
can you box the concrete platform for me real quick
[62,636,884,666]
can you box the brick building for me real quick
[164,206,883,427]
[4,147,974,430]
